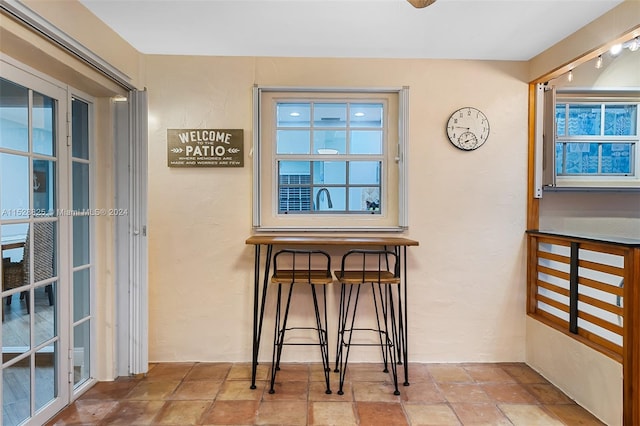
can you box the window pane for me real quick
[34,282,56,347]
[602,143,632,174]
[73,268,90,322]
[73,162,89,211]
[279,161,310,176]
[31,221,56,283]
[314,103,346,128]
[1,153,29,219]
[73,216,90,267]
[278,161,311,212]
[0,78,29,152]
[568,105,601,136]
[1,222,28,263]
[555,104,566,137]
[277,103,309,127]
[350,130,382,154]
[278,187,311,212]
[605,105,637,136]
[72,98,90,159]
[349,161,380,184]
[73,321,91,387]
[313,161,346,184]
[32,92,55,156]
[351,103,383,128]
[565,143,598,174]
[349,187,381,212]
[276,130,310,154]
[314,130,346,154]
[555,143,564,175]
[3,358,30,426]
[35,344,57,411]
[33,159,55,216]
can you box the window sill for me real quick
[253,226,408,233]
[544,184,640,192]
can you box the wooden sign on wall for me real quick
[167,129,244,167]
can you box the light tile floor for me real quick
[46,362,605,425]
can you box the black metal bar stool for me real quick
[333,249,401,395]
[268,249,333,394]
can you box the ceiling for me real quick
[78,0,625,61]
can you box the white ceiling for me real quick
[78,0,625,61]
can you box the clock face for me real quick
[446,107,490,151]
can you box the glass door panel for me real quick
[3,357,30,426]
[34,344,57,412]
[0,153,29,219]
[71,97,92,390]
[1,74,67,426]
[32,93,55,157]
[0,79,28,152]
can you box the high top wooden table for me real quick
[245,235,419,390]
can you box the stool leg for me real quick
[338,284,361,396]
[334,283,347,373]
[269,282,296,394]
[310,284,331,394]
[378,283,400,396]
[269,283,283,394]
[371,282,389,372]
[387,290,400,396]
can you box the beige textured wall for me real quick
[526,318,623,426]
[144,55,530,363]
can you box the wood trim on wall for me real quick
[623,248,640,426]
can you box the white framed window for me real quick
[556,98,638,175]
[253,87,408,231]
[538,88,640,191]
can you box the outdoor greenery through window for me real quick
[555,101,638,176]
[277,102,383,214]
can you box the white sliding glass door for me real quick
[1,61,93,425]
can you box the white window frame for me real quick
[536,87,640,192]
[556,94,639,183]
[253,86,409,232]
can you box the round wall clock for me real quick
[446,107,490,151]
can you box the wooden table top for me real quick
[246,235,419,247]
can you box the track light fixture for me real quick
[595,55,603,69]
[610,37,640,56]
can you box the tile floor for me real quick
[46,362,605,425]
